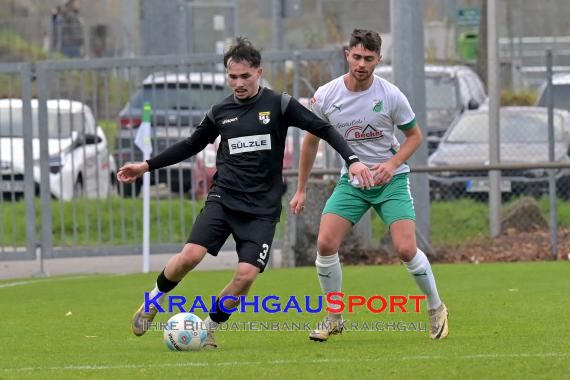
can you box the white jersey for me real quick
[310,74,416,177]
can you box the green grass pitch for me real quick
[1,261,569,379]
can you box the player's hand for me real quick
[370,161,396,186]
[289,190,307,215]
[117,162,149,183]
[348,162,374,189]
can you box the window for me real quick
[425,76,458,110]
[457,75,472,107]
[466,72,486,103]
[131,83,227,111]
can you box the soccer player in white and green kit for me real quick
[290,29,448,341]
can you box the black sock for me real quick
[156,269,179,293]
[209,298,232,323]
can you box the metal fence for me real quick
[0,49,568,270]
[0,63,36,260]
[0,49,346,266]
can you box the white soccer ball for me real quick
[163,313,207,351]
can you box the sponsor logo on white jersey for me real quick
[344,124,384,142]
[328,103,342,115]
[372,100,384,112]
[335,118,366,130]
[228,134,272,154]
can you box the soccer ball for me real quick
[163,313,207,351]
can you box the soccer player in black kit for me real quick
[117,37,374,348]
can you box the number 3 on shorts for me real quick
[259,243,269,260]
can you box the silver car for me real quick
[0,99,116,200]
[428,106,570,200]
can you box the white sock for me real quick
[315,252,342,318]
[203,316,219,331]
[148,284,167,305]
[404,249,442,311]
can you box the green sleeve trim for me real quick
[397,117,416,131]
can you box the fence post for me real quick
[284,52,302,268]
[487,0,502,238]
[546,49,558,260]
[35,63,54,271]
[20,64,38,264]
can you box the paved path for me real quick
[0,249,283,280]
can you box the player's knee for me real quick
[232,268,258,291]
[178,250,203,270]
[394,242,416,262]
[317,235,340,255]
[232,272,256,289]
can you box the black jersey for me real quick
[147,87,359,220]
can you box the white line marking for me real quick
[0,274,123,289]
[0,280,38,288]
[2,353,569,372]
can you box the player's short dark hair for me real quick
[349,29,382,54]
[223,37,261,68]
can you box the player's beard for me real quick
[351,68,373,83]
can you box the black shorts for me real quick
[188,201,277,272]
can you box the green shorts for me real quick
[322,173,416,226]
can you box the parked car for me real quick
[0,99,116,200]
[114,71,229,197]
[374,65,487,154]
[536,72,570,113]
[428,107,570,200]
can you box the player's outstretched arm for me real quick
[283,96,374,189]
[117,161,149,183]
[144,110,219,172]
[119,130,212,184]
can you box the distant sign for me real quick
[457,8,481,27]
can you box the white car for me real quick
[0,99,116,200]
